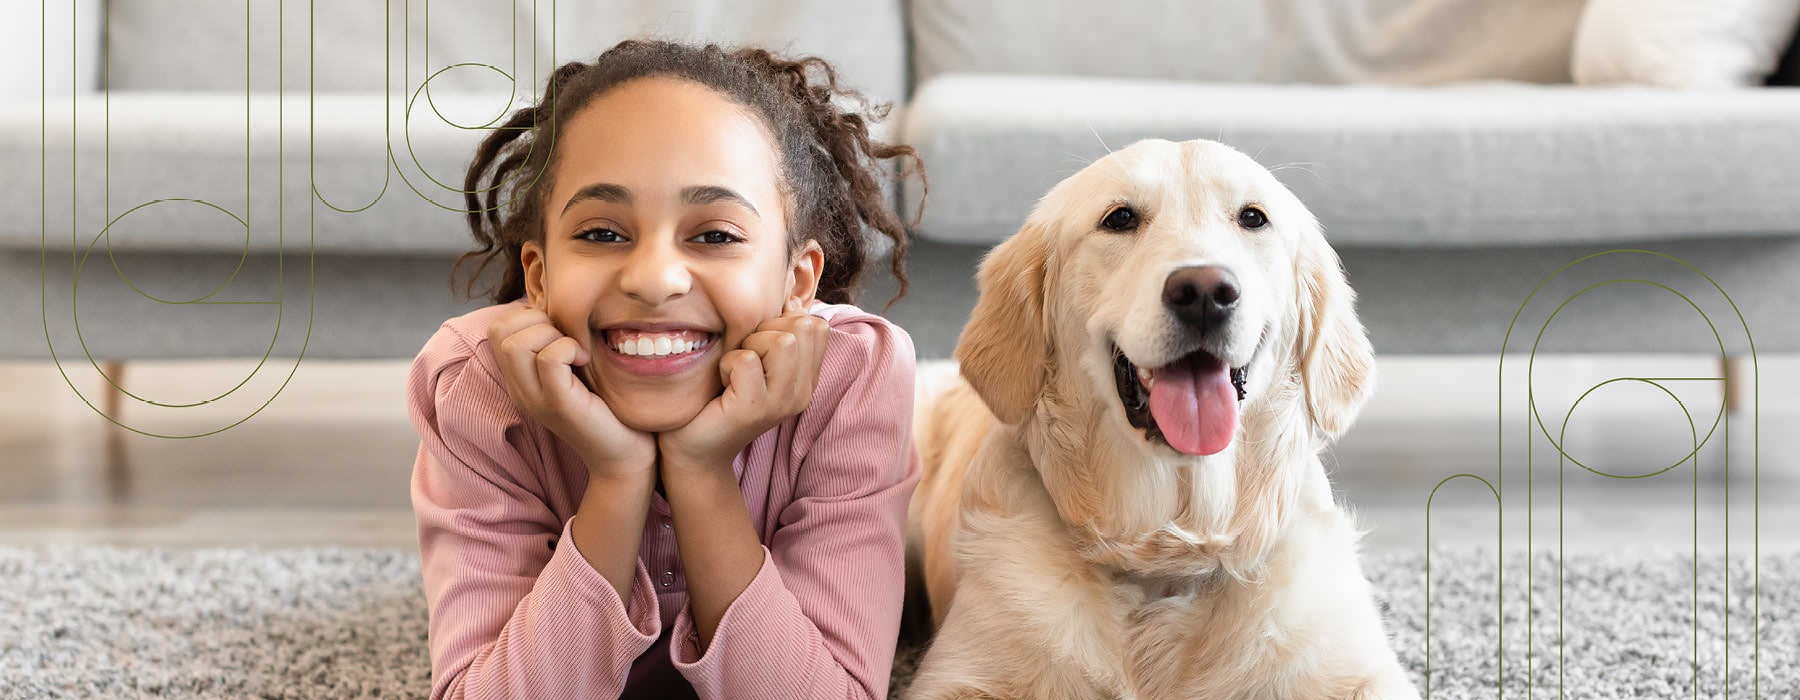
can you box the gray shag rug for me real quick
[1,547,1793,698]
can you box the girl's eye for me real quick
[576,227,624,243]
[690,229,742,245]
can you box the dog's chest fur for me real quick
[1011,503,1360,700]
[1094,550,1270,697]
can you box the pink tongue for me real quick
[1147,354,1238,456]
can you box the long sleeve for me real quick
[666,315,923,700]
[407,324,662,700]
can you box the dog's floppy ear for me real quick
[1293,232,1376,441]
[956,221,1052,424]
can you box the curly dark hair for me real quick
[449,38,925,309]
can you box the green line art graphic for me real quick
[41,0,305,436]
[1423,250,1760,698]
[41,1,561,436]
[375,0,554,215]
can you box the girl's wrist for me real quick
[578,448,659,485]
[656,434,744,477]
[660,460,742,511]
[658,451,736,483]
[582,467,655,500]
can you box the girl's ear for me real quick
[786,238,825,311]
[522,240,547,309]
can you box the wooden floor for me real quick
[1,354,1795,553]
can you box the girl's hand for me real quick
[659,302,830,474]
[487,305,658,482]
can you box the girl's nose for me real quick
[618,237,692,306]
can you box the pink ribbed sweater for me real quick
[406,298,920,699]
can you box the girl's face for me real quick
[520,76,823,433]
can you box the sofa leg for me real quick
[1719,354,1745,415]
[101,360,131,502]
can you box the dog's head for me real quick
[957,139,1375,455]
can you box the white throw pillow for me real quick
[1572,0,1800,87]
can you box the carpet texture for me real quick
[1,547,1793,698]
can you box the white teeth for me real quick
[1137,367,1154,388]
[610,332,711,357]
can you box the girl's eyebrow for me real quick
[559,183,759,220]
[561,182,631,215]
[680,185,760,219]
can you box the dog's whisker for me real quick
[1086,121,1114,155]
[1062,151,1097,167]
[1267,161,1320,181]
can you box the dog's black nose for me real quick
[1163,265,1238,330]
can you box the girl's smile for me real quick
[597,323,720,377]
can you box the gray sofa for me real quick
[5,0,1797,365]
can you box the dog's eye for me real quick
[1100,206,1140,232]
[1237,206,1269,230]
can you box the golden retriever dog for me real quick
[903,139,1418,699]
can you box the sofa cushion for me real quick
[2,91,901,255]
[104,0,907,105]
[899,74,1800,247]
[5,93,488,255]
[906,0,1585,89]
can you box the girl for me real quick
[405,39,925,700]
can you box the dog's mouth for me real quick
[1112,343,1250,456]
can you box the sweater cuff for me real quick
[669,544,819,695]
[555,514,661,643]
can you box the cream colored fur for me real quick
[904,139,1418,700]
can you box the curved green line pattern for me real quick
[42,0,306,436]
[1424,249,1760,698]
[38,1,564,436]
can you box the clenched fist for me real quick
[657,301,831,474]
[486,304,658,483]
